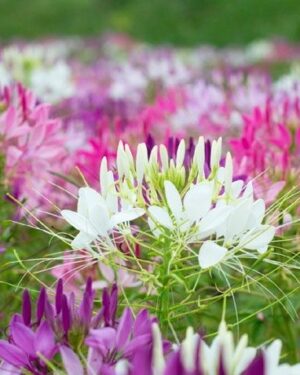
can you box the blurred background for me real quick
[1,0,300,46]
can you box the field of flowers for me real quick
[0,34,300,374]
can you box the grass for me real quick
[0,0,300,46]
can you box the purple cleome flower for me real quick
[0,278,293,374]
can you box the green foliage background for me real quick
[0,0,300,45]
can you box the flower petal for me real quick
[225,199,252,241]
[78,187,106,214]
[111,208,145,227]
[0,340,28,367]
[148,206,173,230]
[199,206,230,238]
[60,346,84,375]
[61,210,98,236]
[116,308,134,349]
[35,321,56,359]
[164,181,183,221]
[239,225,275,253]
[184,183,212,222]
[10,322,35,357]
[199,241,228,269]
[71,232,95,250]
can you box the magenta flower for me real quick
[230,97,299,181]
[0,320,56,373]
[0,84,72,216]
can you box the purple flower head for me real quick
[85,308,157,373]
[0,320,57,374]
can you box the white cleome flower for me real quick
[199,194,276,269]
[201,321,256,375]
[148,180,227,237]
[61,187,144,250]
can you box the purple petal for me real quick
[102,288,110,326]
[60,346,84,375]
[34,321,56,360]
[218,351,226,375]
[133,309,152,336]
[130,343,152,375]
[85,277,93,296]
[0,361,21,375]
[62,294,72,334]
[0,340,28,367]
[164,351,183,375]
[44,296,55,324]
[146,134,155,156]
[36,287,46,324]
[110,284,118,324]
[79,281,93,327]
[22,290,31,326]
[56,279,63,314]
[91,308,104,329]
[123,334,152,358]
[10,322,35,357]
[244,354,265,375]
[85,328,116,353]
[116,308,133,350]
[87,348,103,375]
[103,285,118,326]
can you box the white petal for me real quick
[125,144,134,165]
[224,152,233,193]
[148,218,161,237]
[246,199,265,228]
[106,190,118,214]
[231,180,244,198]
[111,208,145,226]
[61,210,98,236]
[199,241,228,268]
[243,182,253,199]
[115,359,129,375]
[152,323,165,375]
[78,187,106,214]
[149,145,158,164]
[216,167,225,184]
[183,183,212,222]
[264,340,282,372]
[89,204,111,235]
[199,206,230,239]
[180,327,198,372]
[117,141,130,178]
[136,143,148,184]
[235,348,256,374]
[239,225,275,252]
[159,144,169,171]
[148,206,173,230]
[176,139,185,167]
[193,136,205,177]
[100,157,108,195]
[164,181,183,221]
[71,231,95,250]
[224,199,252,241]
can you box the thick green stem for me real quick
[156,237,172,327]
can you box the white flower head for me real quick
[61,187,144,252]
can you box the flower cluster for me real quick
[1,280,299,375]
[61,137,276,270]
[0,84,72,214]
[0,34,300,375]
[0,43,75,103]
